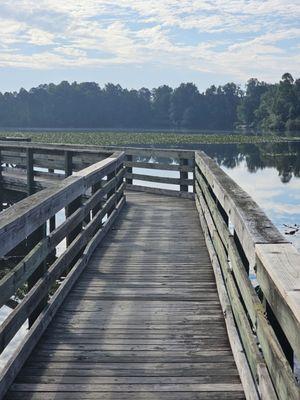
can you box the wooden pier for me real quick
[0,141,299,400]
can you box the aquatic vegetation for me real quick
[1,130,299,147]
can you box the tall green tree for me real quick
[0,75,298,131]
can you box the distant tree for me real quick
[169,83,200,128]
[253,73,299,132]
[281,72,294,84]
[237,78,269,128]
[0,75,298,131]
[152,85,173,127]
[204,83,242,130]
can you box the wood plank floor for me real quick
[6,191,245,400]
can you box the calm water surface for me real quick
[199,142,300,251]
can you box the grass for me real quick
[1,130,300,147]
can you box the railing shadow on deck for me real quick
[0,140,299,400]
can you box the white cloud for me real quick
[55,46,86,57]
[0,0,299,81]
[26,28,55,45]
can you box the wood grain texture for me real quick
[5,191,244,400]
[195,151,287,267]
[256,243,300,361]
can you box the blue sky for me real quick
[0,0,299,92]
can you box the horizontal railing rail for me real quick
[0,142,112,184]
[0,137,31,142]
[0,150,126,399]
[195,150,300,400]
[0,142,195,198]
[104,146,195,197]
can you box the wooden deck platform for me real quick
[1,142,298,399]
[5,191,244,400]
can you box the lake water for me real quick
[196,142,300,251]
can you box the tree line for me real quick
[0,73,299,131]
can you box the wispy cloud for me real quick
[0,0,299,83]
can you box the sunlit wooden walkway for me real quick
[6,192,244,400]
[1,141,299,400]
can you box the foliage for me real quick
[238,73,300,132]
[0,74,298,131]
[0,81,242,130]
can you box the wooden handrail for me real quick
[0,150,126,399]
[0,142,195,196]
[0,137,31,142]
[0,151,123,257]
[195,151,287,267]
[195,150,300,400]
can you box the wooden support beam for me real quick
[0,148,3,212]
[180,158,189,192]
[106,170,116,217]
[64,151,73,178]
[27,223,47,327]
[26,148,34,196]
[66,196,83,247]
[125,154,133,185]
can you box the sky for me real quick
[0,0,299,93]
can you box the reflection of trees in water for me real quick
[201,142,300,183]
[134,142,300,183]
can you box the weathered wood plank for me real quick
[256,243,300,362]
[5,191,244,400]
[195,196,259,400]
[126,184,195,199]
[5,391,246,400]
[0,195,125,400]
[196,163,300,400]
[195,151,287,267]
[126,161,193,172]
[127,172,193,186]
[0,151,123,257]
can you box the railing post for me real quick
[49,214,56,232]
[64,150,83,246]
[64,151,73,178]
[0,148,3,212]
[107,169,116,216]
[48,168,56,264]
[26,148,34,195]
[48,169,56,236]
[125,153,133,185]
[180,158,188,192]
[66,196,83,247]
[266,300,294,368]
[92,180,103,220]
[27,223,47,327]
[192,154,196,193]
[234,230,249,275]
[217,200,229,226]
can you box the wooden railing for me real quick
[0,141,113,194]
[0,150,126,398]
[102,146,195,198]
[0,137,31,142]
[1,141,299,399]
[0,142,195,197]
[195,150,300,400]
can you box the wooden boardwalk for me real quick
[5,192,244,400]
